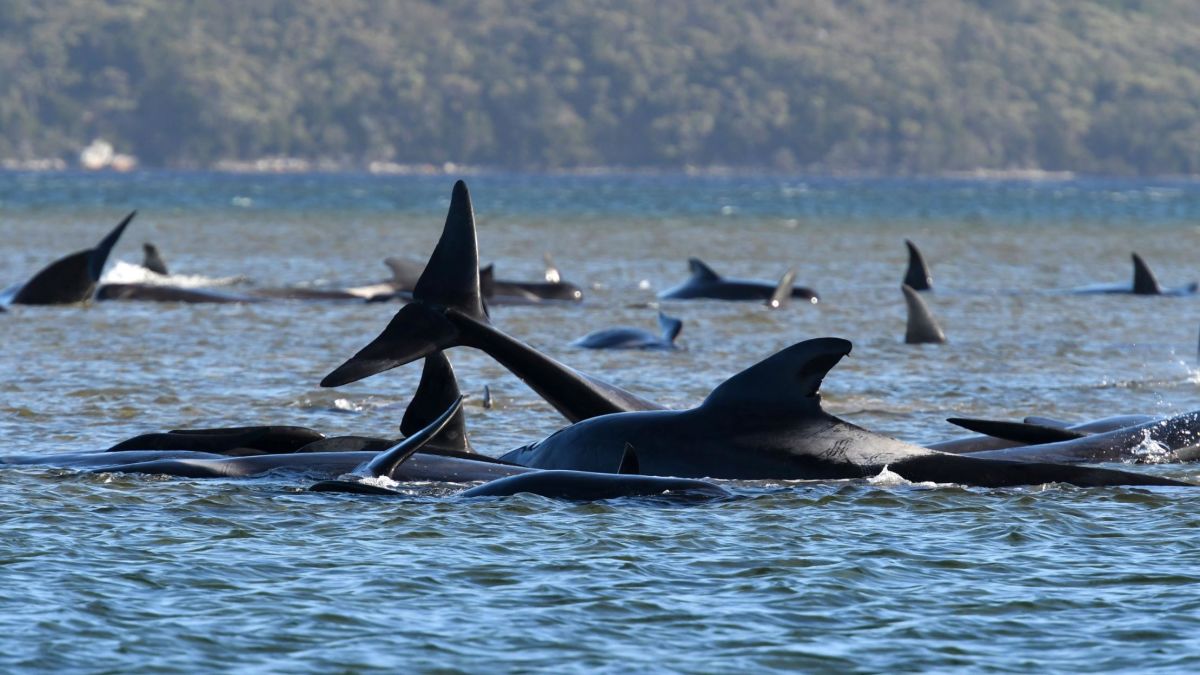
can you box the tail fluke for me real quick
[903,240,932,291]
[14,211,136,305]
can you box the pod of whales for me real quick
[658,258,818,303]
[571,311,683,350]
[11,211,135,305]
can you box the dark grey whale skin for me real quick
[658,258,818,302]
[12,211,135,305]
[499,338,1191,489]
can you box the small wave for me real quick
[102,260,247,288]
[867,465,941,488]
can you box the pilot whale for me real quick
[11,211,135,305]
[322,180,662,423]
[658,258,818,303]
[375,253,584,305]
[498,337,1190,488]
[1071,253,1198,296]
[571,312,683,350]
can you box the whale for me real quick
[142,243,169,275]
[925,414,1164,454]
[658,258,818,303]
[571,311,683,350]
[903,240,932,291]
[97,283,266,304]
[322,180,663,423]
[497,337,1190,488]
[1071,253,1198,296]
[902,283,946,344]
[11,211,136,305]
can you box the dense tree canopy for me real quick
[1,0,1198,174]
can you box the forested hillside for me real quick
[2,0,1199,174]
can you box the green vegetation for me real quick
[2,0,1199,174]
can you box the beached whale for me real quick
[571,311,683,350]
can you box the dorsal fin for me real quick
[412,180,487,320]
[687,258,721,282]
[700,337,852,414]
[657,311,683,344]
[479,263,496,298]
[383,257,424,288]
[766,269,797,309]
[482,384,493,409]
[14,210,136,305]
[142,242,169,275]
[1131,253,1163,295]
[400,351,472,453]
[543,252,561,283]
[903,240,932,291]
[364,397,465,478]
[618,443,641,474]
[902,284,947,344]
[946,417,1087,444]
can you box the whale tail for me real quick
[766,269,797,309]
[700,337,852,415]
[1131,253,1163,295]
[321,181,487,387]
[142,242,169,275]
[657,311,683,345]
[14,211,136,305]
[363,397,465,479]
[400,351,472,453]
[903,240,932,291]
[902,284,947,344]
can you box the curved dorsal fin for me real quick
[902,284,947,344]
[766,269,797,309]
[1131,253,1162,295]
[400,351,471,453]
[619,443,641,474]
[365,397,465,478]
[700,337,852,415]
[142,242,169,275]
[657,311,683,344]
[687,257,721,282]
[412,180,487,320]
[479,263,496,298]
[903,240,932,291]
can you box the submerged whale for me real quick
[658,258,818,303]
[498,337,1190,488]
[1071,253,1198,296]
[11,212,136,305]
[322,180,662,423]
[571,311,683,350]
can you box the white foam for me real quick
[102,260,247,288]
[867,465,941,488]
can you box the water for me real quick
[3,171,1200,672]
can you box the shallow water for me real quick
[3,172,1200,672]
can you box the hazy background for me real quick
[2,0,1199,175]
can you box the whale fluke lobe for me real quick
[142,242,169,275]
[1131,253,1163,295]
[364,397,465,479]
[13,210,136,305]
[902,284,947,344]
[321,302,459,387]
[657,311,683,345]
[766,269,798,309]
[414,180,487,322]
[946,418,1087,444]
[400,352,472,453]
[903,240,932,291]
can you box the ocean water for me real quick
[3,172,1200,672]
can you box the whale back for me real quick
[902,283,947,344]
[1131,253,1163,295]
